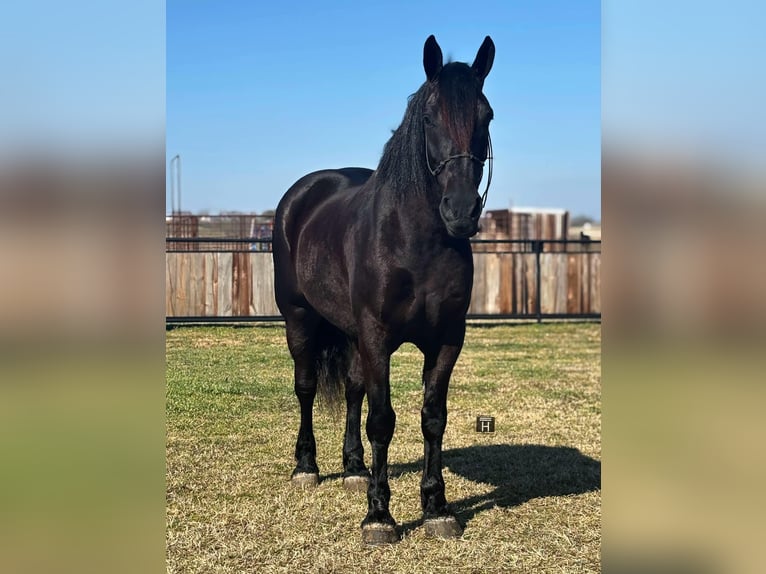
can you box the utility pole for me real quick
[170,154,182,215]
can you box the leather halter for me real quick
[424,127,493,210]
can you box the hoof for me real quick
[291,472,319,489]
[343,475,369,492]
[361,523,399,545]
[424,516,464,539]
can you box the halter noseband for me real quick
[424,127,493,210]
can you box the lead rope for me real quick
[481,131,493,210]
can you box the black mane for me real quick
[376,62,481,198]
[375,82,433,196]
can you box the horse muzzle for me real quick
[440,195,481,238]
[444,218,479,238]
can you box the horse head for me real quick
[422,35,495,238]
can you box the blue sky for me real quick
[167,0,601,219]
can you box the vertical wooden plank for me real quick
[513,253,526,314]
[582,252,591,313]
[232,252,244,316]
[263,254,279,314]
[512,253,522,314]
[540,254,553,314]
[232,252,253,316]
[250,253,260,315]
[524,253,536,315]
[165,253,176,316]
[567,253,582,314]
[555,253,568,313]
[469,253,486,314]
[468,254,480,314]
[175,253,189,316]
[231,252,240,315]
[204,253,216,316]
[218,253,233,316]
[484,253,500,313]
[245,253,255,315]
[212,252,220,316]
[267,257,279,315]
[591,253,601,313]
[251,253,278,315]
[171,252,184,316]
[499,254,513,314]
[537,253,571,314]
[543,214,551,246]
[188,254,205,316]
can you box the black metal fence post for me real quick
[534,240,543,323]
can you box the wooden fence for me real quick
[165,241,600,320]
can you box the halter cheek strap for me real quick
[425,129,493,210]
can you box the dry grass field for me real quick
[166,322,600,573]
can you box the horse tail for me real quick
[314,322,353,413]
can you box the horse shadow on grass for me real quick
[389,444,601,535]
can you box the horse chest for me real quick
[378,262,471,328]
[423,275,472,320]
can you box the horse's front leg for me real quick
[420,325,465,538]
[358,323,398,544]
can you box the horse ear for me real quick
[423,35,443,82]
[472,36,495,84]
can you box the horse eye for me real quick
[423,115,432,126]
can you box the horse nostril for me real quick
[441,197,453,217]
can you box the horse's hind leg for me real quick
[284,308,321,488]
[342,346,369,491]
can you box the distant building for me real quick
[478,208,569,241]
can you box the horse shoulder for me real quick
[278,168,372,225]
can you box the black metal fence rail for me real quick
[165,237,274,252]
[165,237,601,253]
[166,313,600,325]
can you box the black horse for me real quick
[273,35,494,544]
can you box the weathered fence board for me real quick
[590,253,601,313]
[540,254,568,314]
[232,253,253,316]
[218,253,233,316]
[189,253,205,315]
[203,253,216,316]
[524,254,537,314]
[251,254,279,315]
[498,254,513,313]
[467,253,485,314]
